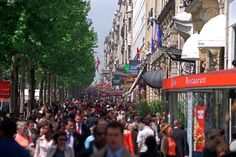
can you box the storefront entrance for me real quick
[162,69,236,157]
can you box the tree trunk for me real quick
[39,77,44,106]
[47,73,51,104]
[10,55,19,113]
[27,64,35,117]
[19,69,25,113]
[52,75,57,103]
[61,86,65,101]
[43,75,47,105]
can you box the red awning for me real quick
[101,92,108,97]
[108,91,125,96]
[96,83,111,89]
[0,81,10,99]
[163,68,236,90]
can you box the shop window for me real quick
[128,18,132,32]
[219,48,224,70]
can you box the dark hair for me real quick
[53,131,67,144]
[141,118,150,126]
[106,121,123,134]
[145,136,157,149]
[0,120,17,138]
[27,120,34,125]
[66,118,74,125]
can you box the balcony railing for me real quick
[183,0,193,7]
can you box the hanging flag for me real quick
[151,37,156,53]
[155,23,163,47]
[96,56,100,73]
[133,47,140,60]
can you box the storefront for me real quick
[162,68,236,157]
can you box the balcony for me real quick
[183,0,193,7]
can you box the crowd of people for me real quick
[0,89,236,157]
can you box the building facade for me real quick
[103,0,133,87]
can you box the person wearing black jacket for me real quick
[173,120,189,157]
[65,119,84,157]
[74,114,90,143]
[140,136,163,157]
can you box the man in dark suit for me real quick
[173,120,189,157]
[65,119,84,157]
[77,122,107,157]
[75,114,91,143]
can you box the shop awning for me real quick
[113,70,129,77]
[198,14,226,48]
[124,66,145,95]
[173,12,192,40]
[182,33,200,60]
[163,68,236,90]
[0,81,10,99]
[142,70,164,88]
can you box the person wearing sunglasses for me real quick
[46,132,74,157]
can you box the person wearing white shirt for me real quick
[34,124,54,157]
[137,119,155,153]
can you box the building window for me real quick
[128,45,131,60]
[128,18,132,31]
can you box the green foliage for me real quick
[0,0,97,89]
[136,100,166,118]
[176,101,187,127]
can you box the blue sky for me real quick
[88,0,118,81]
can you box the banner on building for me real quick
[193,106,206,152]
[129,60,140,75]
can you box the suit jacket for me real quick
[90,147,136,157]
[71,132,85,157]
[140,149,164,157]
[75,123,90,142]
[173,128,189,157]
[46,145,74,157]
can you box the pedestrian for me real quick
[34,123,54,157]
[26,120,38,145]
[15,121,32,148]
[216,143,230,157]
[46,132,74,157]
[84,126,95,149]
[202,129,224,157]
[0,119,31,157]
[74,114,90,143]
[131,123,139,155]
[77,121,107,157]
[91,121,135,157]
[65,119,84,157]
[173,120,189,157]
[140,136,163,157]
[119,118,135,154]
[137,118,155,153]
[161,124,177,157]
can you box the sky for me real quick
[88,0,118,81]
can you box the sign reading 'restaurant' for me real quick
[185,77,207,85]
[162,68,236,90]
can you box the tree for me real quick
[0,0,97,113]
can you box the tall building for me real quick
[102,0,133,87]
[132,0,146,60]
